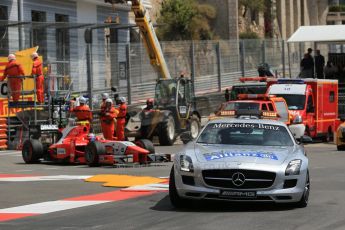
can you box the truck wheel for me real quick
[135,139,155,153]
[159,114,176,146]
[337,145,345,151]
[85,141,105,167]
[322,128,333,142]
[189,115,201,140]
[294,171,310,208]
[169,167,188,209]
[22,139,43,164]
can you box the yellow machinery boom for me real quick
[108,0,171,79]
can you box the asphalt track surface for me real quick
[0,143,345,230]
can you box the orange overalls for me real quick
[101,107,117,140]
[70,104,92,122]
[31,57,44,103]
[0,60,25,102]
[116,103,127,141]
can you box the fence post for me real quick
[282,40,286,78]
[240,40,245,77]
[126,44,132,105]
[216,42,222,92]
[86,43,93,110]
[261,40,266,63]
[190,41,195,94]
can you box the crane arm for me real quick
[105,0,171,79]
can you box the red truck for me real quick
[267,78,339,141]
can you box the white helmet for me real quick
[79,96,86,104]
[31,52,38,59]
[102,93,109,100]
[105,98,113,104]
[8,54,16,61]
[119,97,126,103]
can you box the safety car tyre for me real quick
[337,145,345,151]
[169,167,189,209]
[22,139,43,164]
[159,114,176,146]
[135,139,155,153]
[294,171,310,208]
[85,141,105,167]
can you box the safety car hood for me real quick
[193,143,294,165]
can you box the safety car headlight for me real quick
[180,155,194,172]
[285,159,302,175]
[293,115,303,124]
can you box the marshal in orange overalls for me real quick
[31,56,44,103]
[101,105,117,140]
[116,103,127,141]
[1,59,25,102]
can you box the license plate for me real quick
[220,190,257,198]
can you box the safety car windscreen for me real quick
[197,122,294,146]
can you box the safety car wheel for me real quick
[22,139,43,164]
[169,167,189,209]
[135,139,155,153]
[85,141,105,167]
[159,114,176,146]
[337,145,345,151]
[294,171,310,208]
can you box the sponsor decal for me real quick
[204,150,278,161]
[212,123,280,130]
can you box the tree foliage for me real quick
[239,0,266,18]
[156,0,216,41]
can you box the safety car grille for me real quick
[202,169,276,189]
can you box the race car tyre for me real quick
[159,114,176,146]
[135,139,155,153]
[294,171,310,208]
[85,141,105,167]
[337,145,345,151]
[169,167,189,209]
[22,139,43,164]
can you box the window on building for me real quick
[0,5,8,56]
[32,10,47,58]
[55,14,70,89]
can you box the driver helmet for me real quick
[87,133,96,142]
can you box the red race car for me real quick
[21,123,157,166]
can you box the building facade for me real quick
[0,0,152,92]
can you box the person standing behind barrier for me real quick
[100,93,109,112]
[300,51,314,78]
[70,96,92,123]
[31,52,44,103]
[0,54,25,102]
[314,50,325,79]
[101,98,117,140]
[324,61,337,79]
[116,97,127,141]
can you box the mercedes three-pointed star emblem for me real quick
[232,172,246,186]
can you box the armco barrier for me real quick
[0,118,7,150]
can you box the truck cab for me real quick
[267,79,338,140]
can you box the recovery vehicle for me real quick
[105,0,201,145]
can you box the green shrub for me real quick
[329,5,345,12]
[239,31,259,39]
